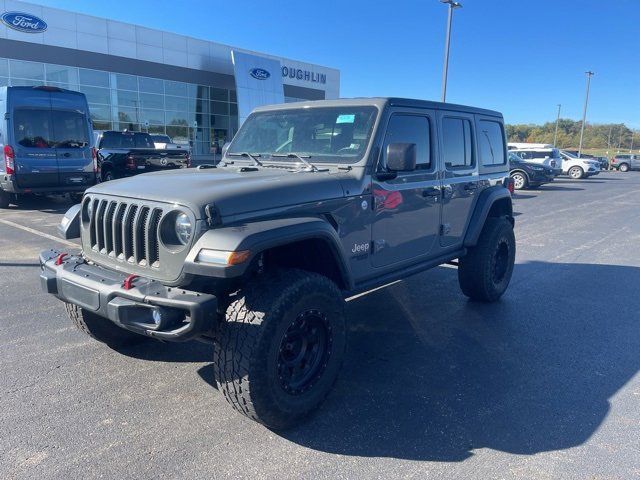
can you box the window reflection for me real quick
[2,57,249,156]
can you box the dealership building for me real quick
[0,0,340,159]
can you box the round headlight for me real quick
[175,212,193,245]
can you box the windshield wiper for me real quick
[227,152,263,166]
[271,152,318,172]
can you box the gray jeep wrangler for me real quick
[40,98,515,429]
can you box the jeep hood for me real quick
[87,167,346,218]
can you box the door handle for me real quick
[62,152,71,158]
[423,187,441,198]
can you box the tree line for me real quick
[506,120,638,151]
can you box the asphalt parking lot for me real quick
[1,171,639,480]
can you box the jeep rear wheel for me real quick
[65,303,146,347]
[458,217,515,302]
[213,269,347,430]
[619,163,630,172]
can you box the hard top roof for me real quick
[253,97,502,118]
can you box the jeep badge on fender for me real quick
[39,97,515,430]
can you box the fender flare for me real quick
[183,216,353,288]
[463,186,513,248]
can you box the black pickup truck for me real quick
[95,131,190,182]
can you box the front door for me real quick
[371,110,442,268]
[438,112,479,248]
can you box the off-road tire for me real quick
[511,171,528,190]
[0,188,10,208]
[568,166,585,179]
[102,170,114,182]
[213,269,347,430]
[65,302,145,347]
[458,217,515,302]
[619,163,630,172]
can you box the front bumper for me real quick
[39,249,217,341]
[529,170,555,183]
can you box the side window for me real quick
[442,117,474,169]
[478,120,505,166]
[382,114,431,170]
[531,151,550,159]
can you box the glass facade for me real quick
[0,58,239,157]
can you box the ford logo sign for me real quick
[1,11,48,33]
[249,68,270,80]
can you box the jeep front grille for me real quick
[88,198,163,268]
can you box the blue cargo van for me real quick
[0,86,96,208]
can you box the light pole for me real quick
[440,0,462,102]
[630,131,634,153]
[553,104,561,147]
[578,71,594,158]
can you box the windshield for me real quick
[13,108,89,149]
[227,106,378,164]
[151,135,172,143]
[562,151,579,159]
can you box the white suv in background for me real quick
[510,148,563,177]
[559,151,601,179]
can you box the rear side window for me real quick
[14,109,54,148]
[13,109,89,148]
[382,114,431,170]
[478,120,506,166]
[442,117,474,169]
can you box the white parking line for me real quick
[0,218,78,248]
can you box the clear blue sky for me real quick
[33,0,640,127]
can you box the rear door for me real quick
[51,93,94,188]
[11,105,59,189]
[437,111,478,248]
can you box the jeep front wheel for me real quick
[458,217,515,302]
[213,269,347,429]
[65,303,146,347]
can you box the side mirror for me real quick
[386,143,417,172]
[221,142,231,157]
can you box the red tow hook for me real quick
[55,253,69,265]
[123,274,140,290]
